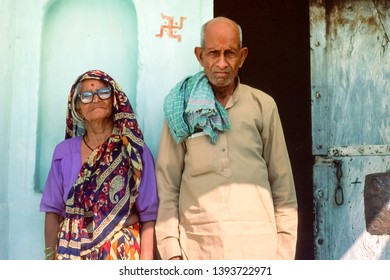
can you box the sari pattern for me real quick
[56,70,144,260]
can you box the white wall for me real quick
[0,0,212,260]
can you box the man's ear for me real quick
[194,47,204,66]
[239,47,248,68]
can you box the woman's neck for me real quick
[84,120,114,147]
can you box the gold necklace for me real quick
[82,134,94,151]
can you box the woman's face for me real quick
[77,79,113,123]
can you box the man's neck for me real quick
[212,80,237,107]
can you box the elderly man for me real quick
[155,17,298,260]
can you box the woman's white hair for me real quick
[71,81,84,123]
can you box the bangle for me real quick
[44,246,56,260]
[45,251,55,260]
[44,246,55,253]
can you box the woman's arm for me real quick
[44,212,60,260]
[139,221,156,260]
[123,213,139,227]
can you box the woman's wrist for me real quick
[44,246,56,260]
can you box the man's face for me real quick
[195,19,247,90]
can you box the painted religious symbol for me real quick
[156,13,187,43]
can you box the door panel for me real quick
[311,0,390,259]
[314,154,390,259]
[311,0,390,155]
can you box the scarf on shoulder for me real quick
[163,71,231,144]
[57,70,144,259]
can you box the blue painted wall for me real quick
[0,0,213,259]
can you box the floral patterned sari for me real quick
[56,70,144,260]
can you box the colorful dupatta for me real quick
[57,70,144,260]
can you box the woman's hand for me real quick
[123,213,139,227]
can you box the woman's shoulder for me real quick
[52,136,82,160]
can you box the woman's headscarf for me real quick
[57,70,144,259]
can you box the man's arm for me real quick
[155,121,186,260]
[262,100,298,260]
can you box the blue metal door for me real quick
[310,0,390,259]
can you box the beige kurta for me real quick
[155,82,298,260]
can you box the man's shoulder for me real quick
[238,83,276,104]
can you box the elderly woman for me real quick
[40,70,158,260]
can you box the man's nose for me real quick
[216,55,228,68]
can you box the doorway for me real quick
[214,0,313,259]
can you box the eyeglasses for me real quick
[78,87,112,104]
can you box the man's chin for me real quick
[210,78,232,88]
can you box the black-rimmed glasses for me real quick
[78,87,112,104]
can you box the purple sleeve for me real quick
[134,144,159,222]
[39,149,67,217]
[39,138,82,217]
[40,138,158,221]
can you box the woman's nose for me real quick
[92,93,100,103]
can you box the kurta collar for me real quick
[225,77,241,109]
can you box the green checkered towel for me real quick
[163,71,231,144]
